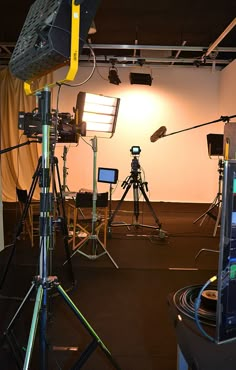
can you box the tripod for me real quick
[64,137,118,268]
[193,159,224,236]
[109,155,165,236]
[3,90,121,370]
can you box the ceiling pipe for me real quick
[79,55,230,66]
[84,44,236,53]
[171,40,187,65]
[205,17,236,57]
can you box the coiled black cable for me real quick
[173,283,217,327]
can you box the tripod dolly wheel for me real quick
[159,229,166,239]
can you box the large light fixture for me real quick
[75,92,120,137]
[9,0,101,82]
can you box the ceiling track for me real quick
[80,54,230,66]
[84,43,236,53]
[82,43,236,68]
[0,42,235,68]
[1,18,236,68]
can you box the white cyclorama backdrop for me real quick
[52,61,236,203]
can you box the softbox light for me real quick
[9,0,101,81]
[75,92,120,137]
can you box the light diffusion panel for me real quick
[216,160,236,343]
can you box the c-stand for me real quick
[2,89,121,370]
[63,137,119,268]
[109,151,165,237]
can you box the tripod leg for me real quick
[23,284,43,370]
[63,235,90,265]
[133,184,139,222]
[90,237,119,269]
[138,183,161,227]
[5,283,35,333]
[109,183,131,224]
[53,157,76,285]
[213,202,222,236]
[3,283,36,369]
[56,283,121,370]
[193,195,219,224]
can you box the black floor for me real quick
[0,201,220,369]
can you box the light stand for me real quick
[61,146,70,192]
[97,167,119,220]
[3,0,120,367]
[64,136,119,268]
[193,158,224,236]
[25,87,51,369]
[4,90,121,370]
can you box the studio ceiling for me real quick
[1,0,236,68]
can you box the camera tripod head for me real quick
[131,157,140,175]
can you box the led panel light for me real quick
[129,72,153,86]
[75,92,120,137]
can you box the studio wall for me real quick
[219,59,236,115]
[53,64,226,203]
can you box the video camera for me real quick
[130,146,141,174]
[18,110,79,143]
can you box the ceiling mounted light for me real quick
[108,66,121,85]
[108,59,121,85]
[75,92,120,137]
[129,72,153,86]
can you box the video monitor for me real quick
[98,168,119,184]
[216,160,236,343]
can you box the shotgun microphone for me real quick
[150,126,167,142]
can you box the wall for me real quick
[53,65,223,203]
[219,59,236,115]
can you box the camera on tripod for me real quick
[18,110,79,143]
[130,146,141,174]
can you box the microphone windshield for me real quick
[150,126,167,142]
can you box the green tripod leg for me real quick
[23,284,43,370]
[56,282,121,370]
